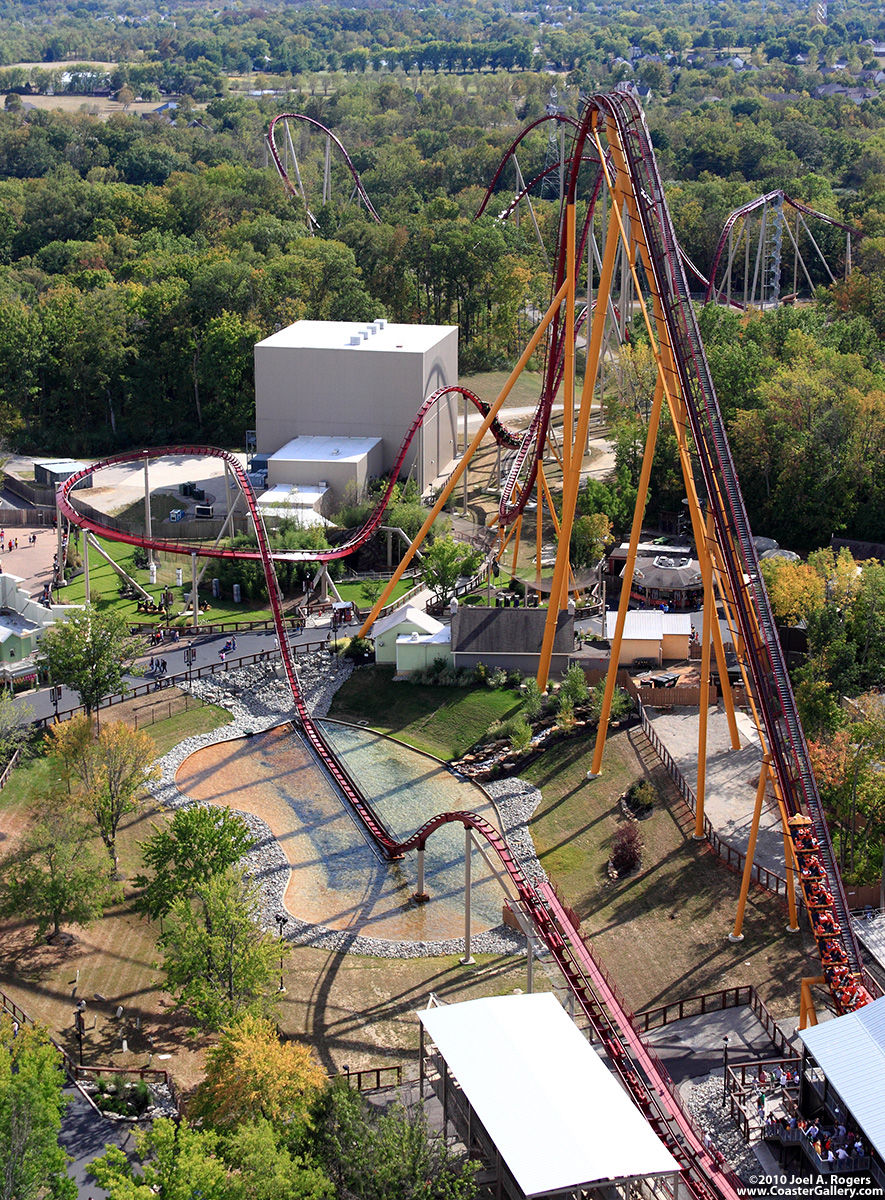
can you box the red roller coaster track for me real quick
[58,441,738,1198]
[267,113,382,225]
[55,95,873,1199]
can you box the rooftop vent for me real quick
[350,335,361,346]
[375,318,387,329]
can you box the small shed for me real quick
[33,459,92,490]
[451,607,574,677]
[605,610,692,666]
[371,605,444,665]
[395,624,452,675]
[419,993,679,1199]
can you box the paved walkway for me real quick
[643,1006,785,1085]
[645,707,787,879]
[59,1084,136,1200]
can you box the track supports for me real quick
[461,828,475,966]
[729,753,771,942]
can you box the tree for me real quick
[189,1012,326,1131]
[158,866,283,1029]
[0,1015,76,1200]
[89,1119,230,1200]
[0,806,120,939]
[568,512,613,570]
[134,805,255,920]
[38,606,136,721]
[419,536,481,605]
[312,1083,478,1200]
[89,1116,333,1200]
[49,717,158,874]
[224,1119,333,1200]
[0,690,31,767]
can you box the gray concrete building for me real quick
[254,319,459,495]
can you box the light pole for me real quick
[721,1035,730,1108]
[274,913,288,992]
[73,1008,85,1067]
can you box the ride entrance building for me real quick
[254,319,459,498]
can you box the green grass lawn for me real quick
[62,535,277,625]
[328,665,522,759]
[334,578,416,608]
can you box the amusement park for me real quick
[3,85,885,1200]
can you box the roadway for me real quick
[15,616,343,726]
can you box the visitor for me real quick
[219,651,225,664]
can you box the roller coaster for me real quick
[58,93,875,1199]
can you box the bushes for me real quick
[409,656,471,686]
[610,824,643,875]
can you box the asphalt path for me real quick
[15,616,352,726]
[60,1084,135,1200]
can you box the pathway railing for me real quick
[638,700,790,897]
[635,985,792,1057]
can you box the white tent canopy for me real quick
[799,995,885,1160]
[419,992,679,1197]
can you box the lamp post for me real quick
[274,913,288,992]
[721,1035,730,1108]
[73,1008,85,1067]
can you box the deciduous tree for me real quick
[50,716,158,874]
[419,535,481,605]
[38,606,136,721]
[134,805,255,920]
[158,866,283,1029]
[189,1012,325,1131]
[0,806,120,938]
[0,1015,76,1200]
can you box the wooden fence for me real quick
[0,985,182,1115]
[636,684,718,707]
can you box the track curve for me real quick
[267,113,383,225]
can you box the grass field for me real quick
[328,666,522,759]
[63,535,276,626]
[333,578,416,608]
[524,728,818,1017]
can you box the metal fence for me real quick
[637,701,790,897]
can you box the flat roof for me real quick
[259,483,329,505]
[799,995,885,1160]
[419,993,679,1196]
[255,319,456,354]
[269,436,381,464]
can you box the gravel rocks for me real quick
[681,1072,759,1182]
[147,655,549,960]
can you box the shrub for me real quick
[131,1078,151,1115]
[610,824,643,875]
[473,662,488,685]
[509,715,533,752]
[626,780,656,815]
[559,663,589,708]
[487,667,508,690]
[522,678,543,719]
[342,636,372,660]
[507,668,523,688]
[556,696,575,731]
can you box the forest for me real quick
[3,0,885,554]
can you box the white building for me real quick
[267,435,383,501]
[254,319,459,495]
